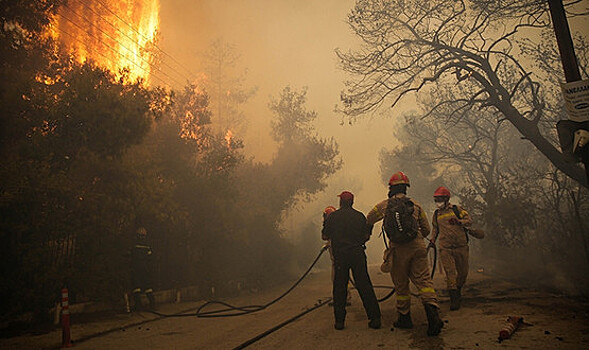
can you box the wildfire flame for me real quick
[50,0,160,84]
[225,129,233,149]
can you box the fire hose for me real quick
[68,237,437,348]
[149,244,331,319]
[149,229,438,318]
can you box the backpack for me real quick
[383,197,419,243]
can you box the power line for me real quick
[88,0,197,80]
[59,4,186,87]
[55,27,171,87]
[57,10,185,87]
[56,13,177,87]
[69,0,193,84]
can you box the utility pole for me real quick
[549,0,589,183]
[548,0,581,82]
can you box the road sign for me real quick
[561,79,589,122]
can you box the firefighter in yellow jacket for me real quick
[366,172,443,336]
[431,186,472,311]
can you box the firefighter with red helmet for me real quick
[322,191,381,330]
[366,172,443,336]
[431,186,472,311]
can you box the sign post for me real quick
[549,0,588,181]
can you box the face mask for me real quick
[436,202,445,209]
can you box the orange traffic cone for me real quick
[61,288,73,348]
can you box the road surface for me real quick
[2,263,589,349]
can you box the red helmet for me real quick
[433,186,451,198]
[323,206,336,216]
[389,171,410,186]
[337,191,354,201]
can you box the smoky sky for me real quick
[159,0,400,243]
[158,0,588,260]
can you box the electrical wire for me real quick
[57,9,185,87]
[89,0,197,80]
[54,27,170,87]
[69,0,194,84]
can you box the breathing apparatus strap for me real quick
[380,225,389,249]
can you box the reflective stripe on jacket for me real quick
[432,203,472,248]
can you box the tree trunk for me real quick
[499,102,588,188]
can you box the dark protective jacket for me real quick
[131,236,154,287]
[321,205,371,255]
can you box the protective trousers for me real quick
[390,239,438,315]
[439,246,469,290]
[132,269,155,310]
[329,245,352,302]
[332,249,381,323]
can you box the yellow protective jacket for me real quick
[366,194,430,246]
[432,203,472,249]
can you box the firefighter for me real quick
[431,186,472,311]
[131,227,156,311]
[366,172,443,336]
[322,191,381,330]
[322,206,352,307]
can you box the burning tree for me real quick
[50,0,161,84]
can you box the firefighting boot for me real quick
[449,289,461,310]
[392,312,413,330]
[368,318,381,329]
[424,303,444,336]
[147,292,156,311]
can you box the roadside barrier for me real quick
[60,287,73,348]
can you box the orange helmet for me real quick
[323,206,336,216]
[433,186,451,198]
[389,171,410,186]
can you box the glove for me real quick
[448,218,460,225]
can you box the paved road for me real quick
[2,264,589,349]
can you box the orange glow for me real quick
[225,129,233,149]
[50,0,160,84]
[180,110,203,141]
